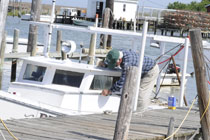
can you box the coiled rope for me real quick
[0,118,18,140]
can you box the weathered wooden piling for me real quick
[30,0,42,21]
[190,28,210,140]
[56,30,62,53]
[105,0,114,48]
[0,0,9,47]
[10,29,20,82]
[0,32,6,89]
[12,29,19,53]
[88,15,98,65]
[114,66,138,140]
[27,24,38,56]
[100,8,110,49]
[27,0,42,56]
[166,117,175,140]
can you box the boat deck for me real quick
[0,107,201,140]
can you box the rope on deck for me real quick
[0,118,19,140]
[164,96,197,140]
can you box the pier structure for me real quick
[0,107,201,140]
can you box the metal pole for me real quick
[179,38,189,107]
[44,0,56,57]
[156,42,165,94]
[133,21,148,111]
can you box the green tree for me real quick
[167,0,210,12]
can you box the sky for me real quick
[21,0,202,9]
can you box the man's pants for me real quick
[137,64,159,111]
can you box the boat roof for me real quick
[21,56,121,76]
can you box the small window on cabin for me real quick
[52,70,84,87]
[23,64,46,82]
[123,4,126,12]
[90,75,120,90]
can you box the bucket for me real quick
[168,96,176,110]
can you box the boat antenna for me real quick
[43,0,56,57]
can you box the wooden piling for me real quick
[88,15,98,65]
[190,28,210,140]
[0,32,6,89]
[30,0,42,21]
[114,66,138,140]
[56,30,62,53]
[12,29,19,53]
[100,8,110,49]
[27,24,38,56]
[27,0,41,56]
[0,0,9,47]
[166,117,175,140]
[10,29,20,82]
[105,0,114,49]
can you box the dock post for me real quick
[27,0,42,56]
[56,30,62,53]
[27,24,38,56]
[0,32,6,89]
[0,0,9,48]
[11,29,20,82]
[13,29,19,53]
[190,28,210,140]
[105,0,114,49]
[114,66,138,140]
[100,8,110,49]
[88,15,98,65]
[166,117,175,140]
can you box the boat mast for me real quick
[43,0,56,57]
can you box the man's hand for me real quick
[101,89,111,96]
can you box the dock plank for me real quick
[0,107,201,140]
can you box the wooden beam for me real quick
[190,28,210,140]
[114,66,138,140]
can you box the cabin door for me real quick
[96,2,103,19]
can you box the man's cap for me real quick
[106,49,120,69]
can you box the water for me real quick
[4,16,201,105]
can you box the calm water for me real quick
[3,16,202,105]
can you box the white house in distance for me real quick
[86,0,138,21]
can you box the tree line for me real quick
[167,0,210,12]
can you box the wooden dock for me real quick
[0,107,201,140]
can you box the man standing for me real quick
[102,49,159,111]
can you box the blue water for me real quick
[5,16,200,105]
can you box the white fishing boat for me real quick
[21,14,54,23]
[0,56,121,119]
[0,0,193,120]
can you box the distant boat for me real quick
[72,19,95,27]
[6,36,44,53]
[21,14,54,23]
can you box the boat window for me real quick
[53,70,84,87]
[90,75,120,90]
[23,64,46,82]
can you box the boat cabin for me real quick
[8,57,122,114]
